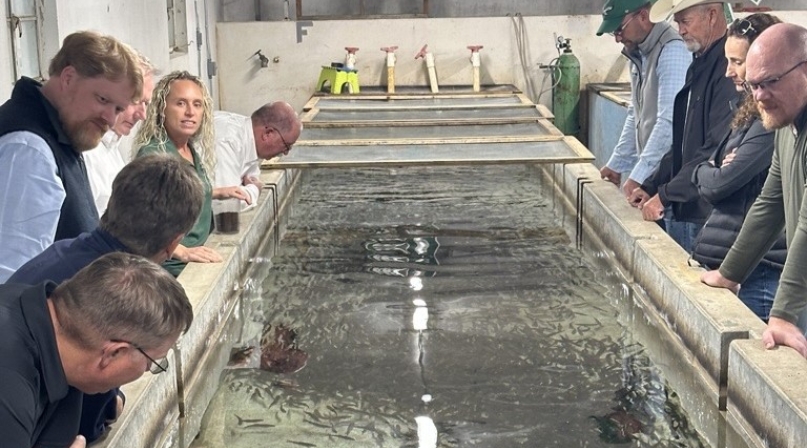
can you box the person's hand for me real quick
[243,175,263,192]
[722,150,737,167]
[627,187,651,209]
[700,270,740,294]
[762,317,807,357]
[621,178,641,199]
[640,194,664,221]
[70,436,87,448]
[600,166,620,186]
[213,186,251,205]
[114,395,124,421]
[173,244,223,263]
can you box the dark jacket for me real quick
[691,114,787,268]
[0,77,99,240]
[7,228,128,443]
[643,34,738,224]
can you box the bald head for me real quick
[746,23,807,129]
[749,23,807,68]
[250,101,302,159]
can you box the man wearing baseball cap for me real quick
[596,0,689,201]
[629,1,737,253]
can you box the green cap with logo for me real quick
[596,0,650,36]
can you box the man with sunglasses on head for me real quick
[702,23,807,357]
[596,0,689,200]
[213,102,302,211]
[0,252,193,448]
[628,1,737,253]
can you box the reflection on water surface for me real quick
[192,166,708,448]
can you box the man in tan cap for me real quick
[596,0,689,199]
[629,1,736,253]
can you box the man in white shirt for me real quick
[214,102,302,210]
[84,55,157,216]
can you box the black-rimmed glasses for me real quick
[732,18,756,37]
[267,126,292,154]
[743,60,807,94]
[113,339,169,374]
[608,12,638,37]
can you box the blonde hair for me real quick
[133,71,216,180]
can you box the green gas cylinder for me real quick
[553,38,580,136]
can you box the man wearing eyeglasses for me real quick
[627,1,737,254]
[213,102,302,211]
[0,252,193,448]
[5,153,203,444]
[702,23,807,357]
[596,0,689,200]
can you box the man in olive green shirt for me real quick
[701,23,807,357]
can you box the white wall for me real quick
[216,16,631,115]
[216,12,807,115]
[0,0,219,105]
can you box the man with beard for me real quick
[628,1,737,253]
[701,23,807,356]
[596,0,689,200]
[0,31,142,282]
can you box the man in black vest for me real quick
[629,1,737,253]
[0,30,143,282]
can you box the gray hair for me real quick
[51,252,193,350]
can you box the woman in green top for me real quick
[133,71,247,276]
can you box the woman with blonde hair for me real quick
[692,13,785,321]
[133,70,247,276]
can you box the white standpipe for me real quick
[467,45,484,92]
[344,46,359,70]
[381,46,398,93]
[416,44,439,93]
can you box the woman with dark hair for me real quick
[691,13,785,321]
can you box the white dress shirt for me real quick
[84,130,126,216]
[213,111,261,211]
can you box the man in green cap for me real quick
[597,0,690,201]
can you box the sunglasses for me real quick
[732,18,756,37]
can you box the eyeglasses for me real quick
[267,126,292,154]
[731,18,756,37]
[113,339,169,374]
[743,60,807,94]
[609,12,638,37]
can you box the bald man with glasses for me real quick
[701,23,807,357]
[596,0,689,200]
[213,102,302,211]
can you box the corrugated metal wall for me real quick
[222,0,807,22]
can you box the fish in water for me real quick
[590,409,644,444]
[260,323,309,374]
[227,346,255,367]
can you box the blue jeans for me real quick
[664,215,702,254]
[739,263,779,322]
